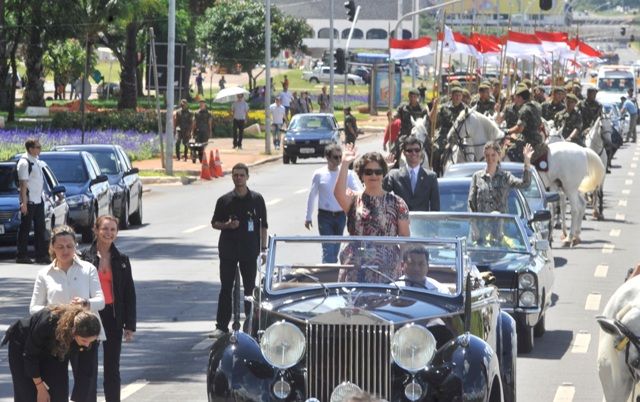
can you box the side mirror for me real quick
[535,239,550,252]
[545,191,560,203]
[92,174,108,185]
[338,127,345,132]
[531,209,552,223]
[125,167,139,176]
[52,185,66,195]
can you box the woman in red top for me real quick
[80,216,136,402]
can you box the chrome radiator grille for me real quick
[306,323,392,401]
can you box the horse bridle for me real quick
[595,114,613,157]
[613,319,640,382]
[450,109,484,162]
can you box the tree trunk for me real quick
[118,21,138,110]
[7,40,19,122]
[23,3,45,107]
[0,0,9,110]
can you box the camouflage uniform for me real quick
[396,102,429,157]
[174,107,193,160]
[471,98,496,115]
[578,98,603,132]
[503,104,520,129]
[507,101,543,162]
[541,101,565,122]
[432,101,465,174]
[555,108,584,146]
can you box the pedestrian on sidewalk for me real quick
[210,163,268,338]
[268,96,287,150]
[192,100,212,162]
[231,94,249,149]
[290,91,300,117]
[173,99,193,161]
[621,91,638,142]
[3,305,101,402]
[298,91,312,114]
[80,215,137,402]
[218,75,226,90]
[343,106,359,145]
[318,86,331,113]
[305,144,362,263]
[279,85,293,119]
[30,225,106,402]
[196,72,204,97]
[16,138,49,265]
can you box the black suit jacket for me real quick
[383,166,440,211]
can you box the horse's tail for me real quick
[579,147,606,193]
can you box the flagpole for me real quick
[431,10,447,170]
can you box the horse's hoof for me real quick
[561,240,571,248]
[571,238,581,247]
[554,222,562,229]
[560,233,568,242]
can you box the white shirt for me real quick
[305,166,363,221]
[396,275,451,294]
[279,90,293,107]
[231,99,249,120]
[17,152,44,204]
[269,103,286,125]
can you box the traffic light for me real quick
[621,27,627,36]
[335,48,346,74]
[539,0,552,11]
[345,1,356,22]
[631,34,636,42]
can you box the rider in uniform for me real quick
[396,88,430,161]
[541,87,566,121]
[578,87,603,132]
[471,82,496,115]
[505,85,545,162]
[554,93,584,146]
[432,86,465,174]
[491,78,506,111]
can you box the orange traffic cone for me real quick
[213,149,224,177]
[209,150,216,178]
[200,152,212,180]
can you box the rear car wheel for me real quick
[516,321,534,353]
[283,154,290,164]
[119,199,130,230]
[348,79,355,85]
[130,194,143,225]
[309,77,319,83]
[81,208,97,243]
[291,156,297,164]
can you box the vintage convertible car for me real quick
[207,236,517,402]
[410,212,555,354]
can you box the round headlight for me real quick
[272,379,291,399]
[404,381,424,401]
[330,382,361,402]
[391,324,436,372]
[260,322,305,369]
[518,273,536,289]
[519,290,536,307]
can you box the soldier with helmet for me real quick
[471,82,496,115]
[578,87,602,132]
[505,85,545,162]
[396,88,430,160]
[432,86,465,174]
[490,78,506,111]
[541,87,566,121]
[554,93,584,146]
[572,81,584,101]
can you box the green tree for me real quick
[196,0,311,90]
[43,39,96,91]
[0,0,26,120]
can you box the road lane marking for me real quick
[266,198,283,206]
[629,172,636,177]
[594,264,609,278]
[553,383,575,402]
[192,338,214,350]
[602,244,615,254]
[571,332,591,354]
[626,179,634,185]
[632,163,638,168]
[120,380,149,401]
[585,293,602,311]
[616,213,626,221]
[295,188,308,194]
[618,199,628,207]
[610,229,621,237]
[622,189,631,195]
[182,224,208,234]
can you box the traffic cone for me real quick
[213,149,224,177]
[200,151,212,180]
[209,150,216,178]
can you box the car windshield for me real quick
[410,214,528,253]
[598,76,634,92]
[289,116,335,131]
[42,158,87,183]
[0,166,18,193]
[439,182,523,216]
[88,150,119,175]
[266,237,461,296]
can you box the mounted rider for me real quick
[432,85,465,175]
[541,86,566,122]
[554,93,584,146]
[470,82,496,116]
[579,87,603,132]
[505,85,546,164]
[396,88,430,161]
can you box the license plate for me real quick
[300,147,315,154]
[0,225,4,234]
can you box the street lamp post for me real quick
[265,0,272,154]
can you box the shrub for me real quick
[51,110,159,133]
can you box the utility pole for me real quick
[165,0,175,174]
[265,0,272,154]
[329,0,335,111]
[412,0,419,89]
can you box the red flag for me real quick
[505,31,544,59]
[390,37,433,60]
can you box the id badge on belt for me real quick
[248,220,254,232]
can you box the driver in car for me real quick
[396,247,450,293]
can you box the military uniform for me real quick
[578,98,603,132]
[503,104,520,128]
[541,101,565,122]
[432,96,465,175]
[555,108,584,146]
[396,101,428,152]
[194,108,212,143]
[174,107,193,160]
[506,87,544,163]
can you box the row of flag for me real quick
[389,28,603,66]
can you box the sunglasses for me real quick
[404,148,421,154]
[363,168,384,176]
[329,154,342,160]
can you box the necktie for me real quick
[410,169,417,194]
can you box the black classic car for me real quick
[207,236,517,401]
[410,212,555,353]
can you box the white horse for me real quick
[441,107,504,172]
[536,141,605,246]
[407,116,430,170]
[586,115,613,220]
[597,275,640,402]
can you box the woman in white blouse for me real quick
[30,225,105,402]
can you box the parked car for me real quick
[411,212,555,353]
[282,113,341,164]
[352,66,371,84]
[207,235,517,401]
[52,145,142,229]
[38,151,111,243]
[0,161,68,245]
[302,66,364,85]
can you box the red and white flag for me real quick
[504,31,545,60]
[389,37,433,60]
[436,25,458,53]
[535,31,570,59]
[437,28,480,61]
[566,38,602,61]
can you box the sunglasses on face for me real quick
[363,168,384,176]
[404,148,421,154]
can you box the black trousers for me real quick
[9,340,69,402]
[175,136,189,160]
[216,258,257,331]
[69,340,99,402]
[232,119,245,148]
[100,304,123,402]
[17,202,47,259]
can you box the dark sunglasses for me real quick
[329,154,342,160]
[404,148,421,154]
[363,168,384,176]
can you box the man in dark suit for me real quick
[383,136,440,211]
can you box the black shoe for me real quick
[207,328,228,338]
[35,257,51,265]
[16,257,34,264]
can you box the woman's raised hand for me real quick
[342,144,358,165]
[523,143,534,165]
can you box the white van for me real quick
[596,65,637,106]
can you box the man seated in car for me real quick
[395,247,450,293]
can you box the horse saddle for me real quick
[531,143,549,172]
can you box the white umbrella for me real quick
[214,86,250,103]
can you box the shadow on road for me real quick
[518,329,573,359]
[554,257,568,268]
